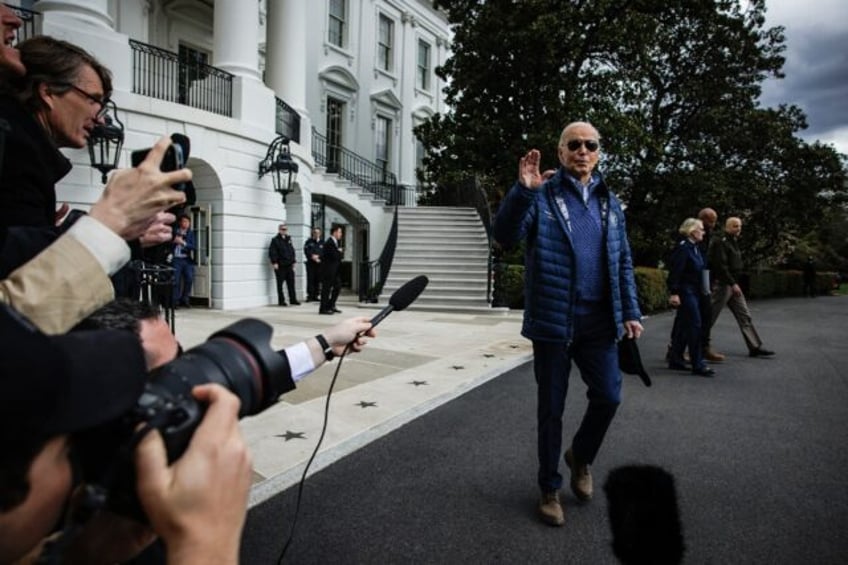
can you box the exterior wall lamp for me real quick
[258,134,299,203]
[87,100,124,183]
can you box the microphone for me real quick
[369,275,428,328]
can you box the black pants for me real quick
[320,267,341,311]
[306,261,321,300]
[274,264,297,304]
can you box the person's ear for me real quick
[37,82,56,111]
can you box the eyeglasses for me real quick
[565,139,600,152]
[55,82,109,118]
[279,227,287,231]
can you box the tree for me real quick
[419,0,847,266]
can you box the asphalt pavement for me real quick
[239,295,848,564]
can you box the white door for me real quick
[190,205,212,307]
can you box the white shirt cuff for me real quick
[66,215,130,275]
[285,341,316,382]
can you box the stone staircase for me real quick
[380,207,492,311]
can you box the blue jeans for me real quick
[533,306,621,492]
[172,257,194,305]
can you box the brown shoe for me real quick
[538,491,564,526]
[704,348,726,363]
[564,449,593,501]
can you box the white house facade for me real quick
[12,0,451,309]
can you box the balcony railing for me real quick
[275,97,300,144]
[312,128,411,204]
[129,39,233,117]
[5,3,40,44]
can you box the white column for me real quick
[265,0,311,149]
[34,0,133,92]
[34,0,113,29]
[212,0,274,129]
[213,0,260,79]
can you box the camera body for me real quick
[75,318,295,520]
[131,143,186,190]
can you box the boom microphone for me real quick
[369,275,429,328]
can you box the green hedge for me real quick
[493,264,838,312]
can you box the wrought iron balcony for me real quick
[129,39,233,117]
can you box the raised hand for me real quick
[518,149,546,189]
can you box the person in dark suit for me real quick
[268,223,299,306]
[303,227,323,302]
[667,218,714,377]
[319,224,343,314]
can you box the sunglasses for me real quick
[565,139,600,152]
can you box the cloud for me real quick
[759,0,848,153]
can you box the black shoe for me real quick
[319,309,334,315]
[692,367,715,377]
[290,301,301,306]
[278,303,288,307]
[749,348,775,357]
[668,362,689,371]
[332,308,342,314]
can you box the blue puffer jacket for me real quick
[493,168,642,343]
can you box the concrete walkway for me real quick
[172,294,531,507]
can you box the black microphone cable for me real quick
[276,340,354,564]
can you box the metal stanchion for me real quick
[134,261,176,333]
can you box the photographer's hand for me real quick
[89,136,190,241]
[134,384,251,565]
[139,211,177,247]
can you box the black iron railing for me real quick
[312,127,404,203]
[359,205,399,302]
[129,39,233,117]
[275,97,301,144]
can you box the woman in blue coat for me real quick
[667,218,715,377]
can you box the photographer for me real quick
[0,136,190,334]
[0,303,252,564]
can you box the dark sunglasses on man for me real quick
[566,139,600,152]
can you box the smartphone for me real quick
[131,143,186,190]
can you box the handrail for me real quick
[129,39,233,117]
[359,205,399,302]
[312,127,400,203]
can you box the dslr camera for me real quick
[75,318,295,520]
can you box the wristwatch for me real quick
[315,334,335,361]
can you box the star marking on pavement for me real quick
[276,430,305,441]
[483,353,495,358]
[357,401,377,408]
[451,365,465,370]
[410,380,428,386]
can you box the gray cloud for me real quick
[760,0,848,151]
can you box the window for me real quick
[178,43,210,105]
[377,14,394,72]
[329,0,346,47]
[417,39,431,90]
[375,116,391,179]
[326,97,344,173]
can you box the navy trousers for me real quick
[533,306,621,493]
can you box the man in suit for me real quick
[320,224,343,314]
[269,223,299,306]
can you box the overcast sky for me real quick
[759,0,848,155]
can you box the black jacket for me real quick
[0,95,72,228]
[269,234,296,266]
[321,237,342,275]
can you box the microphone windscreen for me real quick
[388,275,428,311]
[170,133,191,160]
[604,465,685,565]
